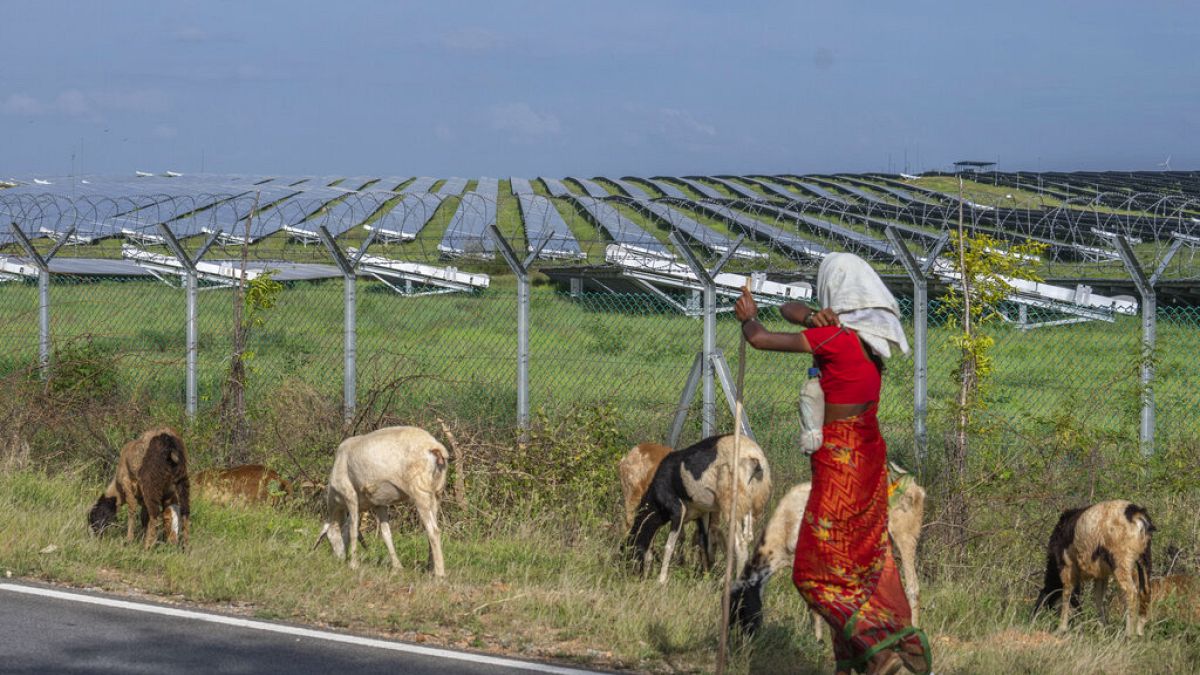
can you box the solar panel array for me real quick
[510,177,534,196]
[642,178,688,200]
[671,177,724,201]
[436,177,467,197]
[517,194,584,259]
[566,195,671,257]
[568,177,610,199]
[630,200,748,257]
[439,191,497,257]
[366,193,445,242]
[607,178,650,201]
[539,177,571,198]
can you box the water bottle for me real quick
[798,366,825,455]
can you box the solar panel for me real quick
[510,177,534,196]
[359,177,410,192]
[517,194,584,259]
[404,176,438,194]
[167,186,299,240]
[606,178,651,201]
[642,178,688,200]
[436,177,467,196]
[566,195,670,257]
[475,177,499,200]
[568,177,610,199]
[364,193,445,242]
[706,177,763,201]
[439,192,497,257]
[763,204,898,261]
[672,177,725,201]
[632,200,759,258]
[690,202,830,260]
[746,177,804,201]
[539,177,572,198]
[776,178,849,204]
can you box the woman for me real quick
[734,253,929,675]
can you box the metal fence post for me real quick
[158,225,218,419]
[885,227,947,466]
[11,224,74,380]
[320,225,378,423]
[1113,234,1183,456]
[489,224,551,439]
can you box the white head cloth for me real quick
[816,253,910,359]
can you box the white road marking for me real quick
[0,583,600,674]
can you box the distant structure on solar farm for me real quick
[2,170,1198,320]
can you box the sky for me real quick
[2,1,1197,178]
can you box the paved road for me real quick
[0,582,599,675]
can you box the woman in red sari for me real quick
[734,253,930,675]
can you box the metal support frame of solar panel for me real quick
[517,194,584,259]
[686,202,830,261]
[565,195,672,258]
[363,192,445,243]
[567,177,610,199]
[539,177,572,198]
[438,191,497,258]
[510,177,534,196]
[403,177,438,194]
[606,178,651,201]
[436,177,468,197]
[706,176,765,201]
[642,178,688,200]
[670,177,725,201]
[625,198,763,259]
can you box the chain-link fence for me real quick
[1,179,1198,488]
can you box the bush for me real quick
[49,335,119,402]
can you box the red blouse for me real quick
[803,326,881,404]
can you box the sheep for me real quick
[88,427,191,550]
[730,464,926,639]
[194,464,293,506]
[618,442,712,569]
[625,434,771,585]
[1033,500,1154,637]
[314,426,447,577]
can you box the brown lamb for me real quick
[88,427,191,549]
[194,464,292,506]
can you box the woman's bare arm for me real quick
[741,319,812,353]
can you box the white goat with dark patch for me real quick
[730,465,925,639]
[1033,500,1154,637]
[314,426,448,576]
[625,434,771,584]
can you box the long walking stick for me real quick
[716,281,751,674]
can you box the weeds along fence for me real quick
[1,184,1199,487]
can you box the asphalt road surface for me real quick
[0,582,601,675]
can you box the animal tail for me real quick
[149,432,184,467]
[430,446,447,472]
[1124,503,1155,596]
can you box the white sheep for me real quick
[314,426,447,576]
[625,434,772,584]
[1033,500,1154,637]
[730,465,925,639]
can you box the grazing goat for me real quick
[625,434,771,584]
[314,426,447,577]
[730,464,925,638]
[88,427,191,550]
[1033,500,1154,637]
[194,464,293,506]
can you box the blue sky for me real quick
[2,1,1197,177]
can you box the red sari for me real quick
[792,406,930,674]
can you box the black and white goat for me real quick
[1033,500,1154,637]
[730,465,925,638]
[625,434,771,584]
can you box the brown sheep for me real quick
[730,465,926,639]
[194,464,293,506]
[88,427,191,550]
[619,442,674,531]
[1033,500,1154,637]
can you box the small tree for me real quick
[942,195,1046,557]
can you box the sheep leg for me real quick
[893,530,921,626]
[628,509,667,576]
[374,505,402,570]
[414,495,445,578]
[1057,565,1076,633]
[142,498,162,550]
[164,505,178,545]
[1115,567,1139,637]
[1093,577,1109,625]
[657,505,686,585]
[125,503,138,543]
[346,494,361,569]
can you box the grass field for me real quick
[1,270,1199,672]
